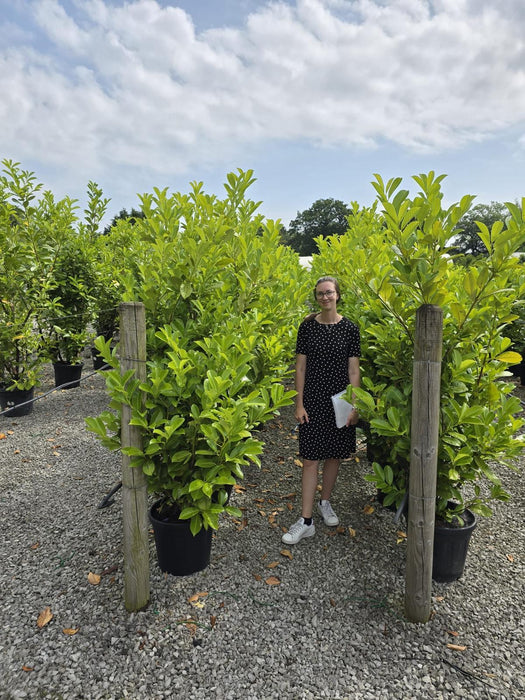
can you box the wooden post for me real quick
[405,304,443,623]
[120,302,150,612]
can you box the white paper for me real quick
[331,390,354,428]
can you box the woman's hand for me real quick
[346,408,359,427]
[295,404,309,424]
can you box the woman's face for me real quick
[315,280,338,309]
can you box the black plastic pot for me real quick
[432,509,476,583]
[0,386,35,417]
[149,501,212,576]
[509,360,525,384]
[53,362,83,389]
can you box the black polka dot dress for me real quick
[296,316,361,460]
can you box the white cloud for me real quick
[1,0,524,187]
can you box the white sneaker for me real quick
[282,518,316,545]
[317,500,339,526]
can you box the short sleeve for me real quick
[348,322,360,358]
[296,321,308,355]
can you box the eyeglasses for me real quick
[316,290,336,299]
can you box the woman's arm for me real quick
[346,356,361,426]
[295,353,309,423]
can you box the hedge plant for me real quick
[312,172,525,522]
[88,170,310,532]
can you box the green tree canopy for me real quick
[103,207,144,234]
[453,201,510,257]
[281,198,351,255]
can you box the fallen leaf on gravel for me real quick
[22,666,34,672]
[30,542,40,550]
[280,549,293,560]
[14,449,20,455]
[506,554,514,563]
[188,592,208,605]
[210,615,217,628]
[267,561,279,569]
[447,644,467,651]
[87,572,101,585]
[62,628,79,635]
[253,573,262,581]
[0,433,6,440]
[447,630,459,637]
[363,504,375,514]
[397,530,407,539]
[348,527,356,537]
[282,492,296,500]
[435,596,445,602]
[258,510,266,517]
[336,526,346,535]
[293,459,302,467]
[329,598,336,607]
[37,607,53,628]
[233,485,246,493]
[7,430,14,435]
[265,576,281,586]
[254,498,265,504]
[287,503,293,511]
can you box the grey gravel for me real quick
[0,361,524,700]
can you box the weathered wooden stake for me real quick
[405,304,443,623]
[120,302,150,612]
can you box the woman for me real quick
[282,276,360,545]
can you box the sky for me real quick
[1,0,525,228]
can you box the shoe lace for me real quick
[321,501,336,517]
[288,519,306,536]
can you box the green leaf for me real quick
[121,446,145,457]
[496,351,522,364]
[179,506,199,520]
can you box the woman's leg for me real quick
[301,459,319,518]
[320,458,341,501]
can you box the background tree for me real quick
[103,207,145,234]
[453,201,509,257]
[281,198,351,255]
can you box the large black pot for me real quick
[53,362,83,389]
[509,361,525,385]
[149,500,212,576]
[0,386,35,417]
[432,509,476,583]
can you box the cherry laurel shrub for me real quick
[312,172,525,522]
[87,170,310,534]
[0,160,81,390]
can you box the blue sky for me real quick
[1,0,524,227]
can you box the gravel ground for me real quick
[0,361,524,700]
